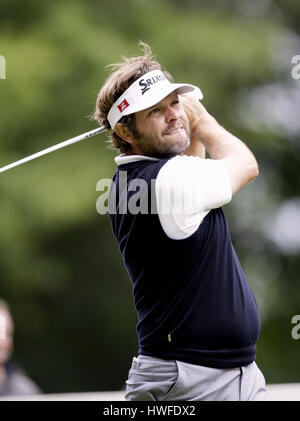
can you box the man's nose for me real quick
[165,106,179,122]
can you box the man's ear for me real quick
[114,123,135,145]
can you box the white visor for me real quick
[107,70,203,130]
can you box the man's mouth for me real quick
[164,127,183,136]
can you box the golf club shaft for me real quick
[0,126,107,174]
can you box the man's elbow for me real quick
[248,160,259,182]
[224,156,259,195]
[233,160,259,194]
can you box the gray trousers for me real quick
[125,355,266,401]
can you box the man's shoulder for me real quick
[6,370,41,396]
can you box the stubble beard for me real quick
[133,124,191,158]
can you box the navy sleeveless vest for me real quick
[108,158,260,368]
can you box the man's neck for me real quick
[124,151,177,160]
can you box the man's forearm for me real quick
[195,114,254,161]
[194,114,259,194]
[181,96,259,195]
[182,138,205,158]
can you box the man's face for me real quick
[0,309,14,365]
[130,92,191,157]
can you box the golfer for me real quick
[94,42,266,401]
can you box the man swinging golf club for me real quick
[94,42,266,401]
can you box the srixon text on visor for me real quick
[139,74,166,95]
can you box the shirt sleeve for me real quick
[155,155,232,240]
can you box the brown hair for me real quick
[93,41,173,154]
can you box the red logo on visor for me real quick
[117,99,129,113]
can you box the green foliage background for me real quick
[0,0,299,392]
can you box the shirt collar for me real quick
[114,154,159,166]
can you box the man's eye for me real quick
[172,100,179,106]
[149,108,159,115]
